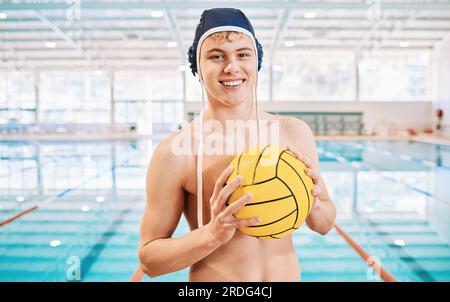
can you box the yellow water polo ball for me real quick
[226,145,314,239]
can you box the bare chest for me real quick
[182,124,299,229]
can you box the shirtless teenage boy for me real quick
[139,8,336,282]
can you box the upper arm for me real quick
[139,135,186,248]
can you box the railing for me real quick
[186,111,364,135]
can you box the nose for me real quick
[224,58,240,74]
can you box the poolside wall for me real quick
[185,101,432,136]
[432,34,450,138]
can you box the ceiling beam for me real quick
[1,1,450,11]
[269,8,290,60]
[163,9,185,59]
[4,15,450,23]
[31,11,88,58]
[32,10,115,69]
[3,26,450,33]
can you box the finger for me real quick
[221,223,237,230]
[217,175,243,207]
[299,154,312,168]
[313,197,320,209]
[293,151,312,169]
[312,185,321,197]
[304,155,312,167]
[222,193,253,217]
[210,166,234,205]
[233,217,262,228]
[286,147,313,170]
[305,168,320,184]
[286,146,299,158]
[218,215,235,224]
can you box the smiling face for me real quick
[199,31,257,108]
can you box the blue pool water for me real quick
[0,139,449,282]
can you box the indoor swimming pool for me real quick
[0,139,449,282]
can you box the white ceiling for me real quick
[1,0,450,70]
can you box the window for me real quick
[114,71,151,101]
[152,101,183,132]
[0,72,36,124]
[115,70,183,101]
[40,71,111,124]
[273,51,356,101]
[151,70,183,101]
[358,51,430,101]
[256,62,270,102]
[186,70,201,102]
[114,71,183,131]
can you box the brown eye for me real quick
[239,53,251,58]
[209,54,224,60]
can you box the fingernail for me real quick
[256,217,262,223]
[227,166,233,172]
[246,193,253,200]
[236,175,243,183]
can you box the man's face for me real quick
[199,33,257,108]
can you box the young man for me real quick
[139,8,336,281]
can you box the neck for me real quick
[204,97,259,126]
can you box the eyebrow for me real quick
[206,47,253,53]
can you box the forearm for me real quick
[306,198,336,235]
[139,224,221,277]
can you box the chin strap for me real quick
[196,70,261,230]
[196,82,261,229]
[197,81,205,228]
[254,74,260,147]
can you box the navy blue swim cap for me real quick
[187,8,263,78]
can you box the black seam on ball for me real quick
[252,145,270,184]
[276,149,289,178]
[236,150,244,176]
[280,157,311,215]
[276,175,299,228]
[241,176,277,187]
[247,208,297,228]
[267,227,298,239]
[243,194,292,207]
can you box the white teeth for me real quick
[222,80,243,86]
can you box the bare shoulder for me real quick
[268,114,318,162]
[148,128,192,188]
[152,121,196,161]
[152,132,183,162]
[284,116,312,133]
[266,113,314,140]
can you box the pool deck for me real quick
[1,132,450,146]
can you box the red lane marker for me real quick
[334,223,397,282]
[0,205,39,227]
[130,225,398,282]
[130,265,144,282]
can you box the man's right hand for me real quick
[205,166,261,246]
